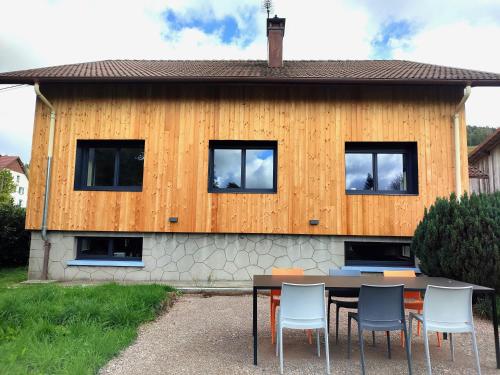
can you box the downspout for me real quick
[34,82,56,280]
[452,85,472,197]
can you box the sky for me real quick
[1,0,500,163]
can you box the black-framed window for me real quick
[208,140,277,193]
[74,140,144,191]
[76,237,143,261]
[345,142,418,194]
[345,241,414,268]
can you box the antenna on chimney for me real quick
[262,0,273,19]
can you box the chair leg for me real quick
[423,327,432,375]
[327,300,331,333]
[324,326,331,374]
[271,301,276,344]
[279,326,284,375]
[358,325,366,375]
[450,333,454,362]
[408,315,413,356]
[400,329,405,348]
[417,309,421,336]
[276,320,279,357]
[307,329,313,345]
[471,330,482,375]
[335,305,340,344]
[403,323,413,375]
[386,331,391,359]
[347,315,352,359]
[436,332,441,348]
[317,329,321,357]
[372,330,376,346]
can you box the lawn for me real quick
[0,267,175,374]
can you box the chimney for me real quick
[267,15,285,68]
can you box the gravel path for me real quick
[101,294,499,374]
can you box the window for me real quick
[76,237,143,260]
[345,142,418,194]
[18,199,22,206]
[345,241,414,267]
[74,140,144,191]
[208,141,277,193]
[19,187,24,195]
[16,175,20,183]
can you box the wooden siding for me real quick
[26,84,469,237]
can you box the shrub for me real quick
[0,203,30,267]
[412,192,500,290]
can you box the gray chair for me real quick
[328,269,366,344]
[348,284,412,375]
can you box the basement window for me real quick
[76,237,143,261]
[74,140,144,191]
[345,142,418,195]
[345,241,414,268]
[208,140,277,193]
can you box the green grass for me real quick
[0,268,175,374]
[0,267,28,288]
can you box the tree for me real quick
[364,173,374,190]
[411,192,500,290]
[467,125,496,147]
[0,169,15,205]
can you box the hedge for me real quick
[0,203,30,267]
[411,192,500,291]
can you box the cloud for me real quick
[1,0,500,162]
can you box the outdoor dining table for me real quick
[252,274,499,368]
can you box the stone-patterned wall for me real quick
[28,231,405,282]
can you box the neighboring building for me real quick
[1,16,500,282]
[468,127,500,193]
[0,155,29,207]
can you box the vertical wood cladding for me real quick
[26,84,469,236]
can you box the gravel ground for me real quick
[101,294,498,375]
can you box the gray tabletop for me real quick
[253,275,494,293]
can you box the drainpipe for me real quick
[452,85,472,197]
[34,82,56,280]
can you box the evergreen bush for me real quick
[412,192,500,290]
[0,203,30,267]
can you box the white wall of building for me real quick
[9,169,28,208]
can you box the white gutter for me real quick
[452,85,472,196]
[34,82,56,279]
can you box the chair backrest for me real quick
[358,284,405,323]
[280,283,326,321]
[423,285,473,325]
[383,270,420,299]
[271,268,304,296]
[329,269,361,297]
[329,268,362,277]
[272,268,304,276]
[383,270,416,277]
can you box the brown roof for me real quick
[1,60,500,86]
[469,127,500,163]
[0,155,26,175]
[468,165,489,179]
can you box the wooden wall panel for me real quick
[26,84,467,237]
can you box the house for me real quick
[1,16,500,282]
[468,127,500,193]
[0,155,29,207]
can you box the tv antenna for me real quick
[262,0,273,19]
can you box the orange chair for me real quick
[384,270,441,348]
[270,268,312,344]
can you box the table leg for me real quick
[253,287,258,366]
[490,292,499,369]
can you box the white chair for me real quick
[276,283,330,374]
[409,285,481,375]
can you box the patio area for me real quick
[101,294,499,374]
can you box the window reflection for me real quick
[213,149,242,188]
[245,149,274,189]
[377,154,406,191]
[345,153,373,190]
